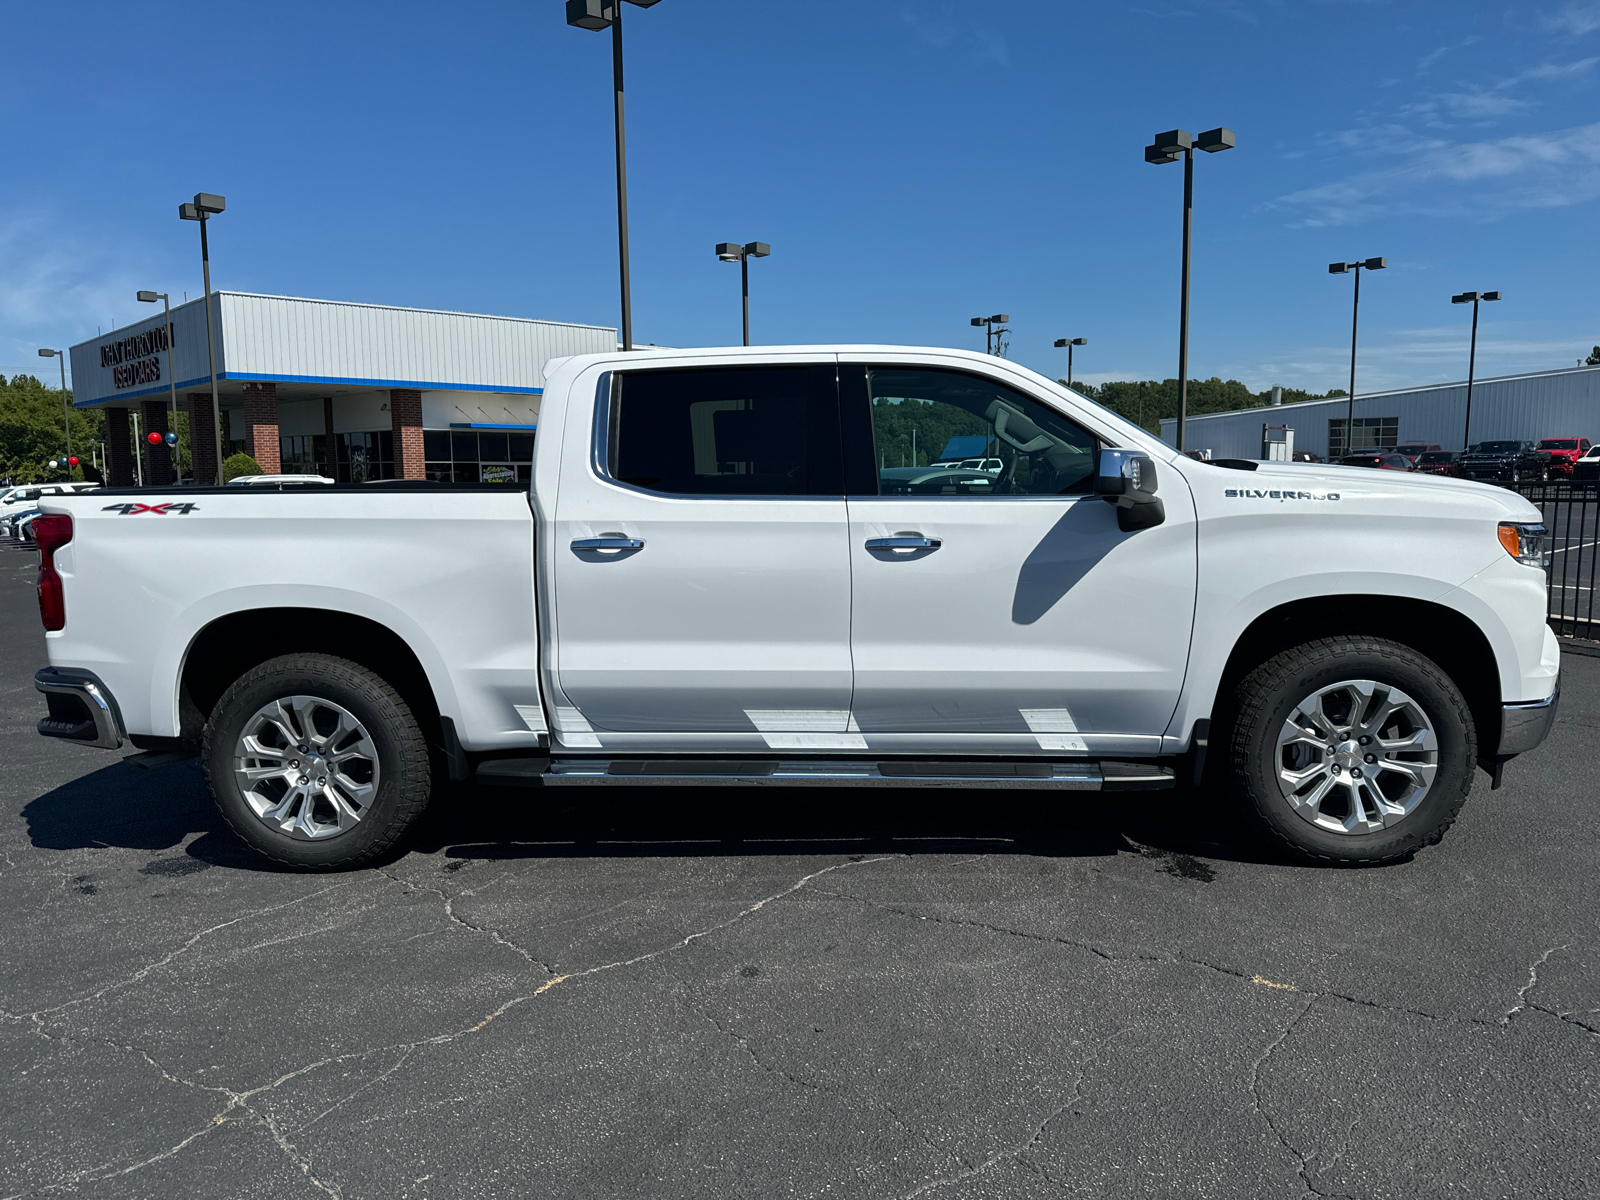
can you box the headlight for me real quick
[1497,522,1547,568]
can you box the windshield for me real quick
[1539,439,1579,450]
[1471,441,1521,454]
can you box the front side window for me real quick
[856,367,1098,497]
[609,366,839,496]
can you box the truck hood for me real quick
[1208,461,1541,521]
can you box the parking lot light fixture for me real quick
[1054,337,1088,389]
[970,314,1010,356]
[1328,256,1386,456]
[180,193,226,484]
[1145,126,1235,451]
[137,290,181,481]
[37,349,71,470]
[566,0,665,353]
[1452,289,1501,452]
[716,241,769,345]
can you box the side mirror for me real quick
[1095,448,1165,532]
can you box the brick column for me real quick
[139,400,174,486]
[390,389,425,480]
[186,393,219,485]
[105,408,135,487]
[241,382,281,474]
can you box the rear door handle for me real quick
[865,536,941,553]
[571,537,644,552]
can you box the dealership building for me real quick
[69,293,616,485]
[1160,363,1600,460]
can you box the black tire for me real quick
[1229,637,1475,866]
[203,654,431,871]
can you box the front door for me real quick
[549,360,857,751]
[841,361,1197,757]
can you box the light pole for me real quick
[1054,337,1087,389]
[179,193,226,484]
[715,241,771,346]
[567,0,663,352]
[137,290,181,481]
[1328,257,1387,457]
[1144,127,1235,452]
[970,314,1010,355]
[1452,290,1501,452]
[36,349,70,470]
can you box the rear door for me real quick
[548,359,857,751]
[840,359,1198,758]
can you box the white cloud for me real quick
[1274,120,1600,225]
[1546,3,1600,36]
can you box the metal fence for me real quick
[1516,481,1600,636]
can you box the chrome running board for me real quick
[476,757,1174,791]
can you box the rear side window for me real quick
[608,365,842,496]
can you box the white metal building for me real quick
[1159,364,1600,460]
[69,293,616,485]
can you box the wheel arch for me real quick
[178,608,445,748]
[1212,595,1502,755]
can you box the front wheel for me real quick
[203,654,432,870]
[1229,637,1475,866]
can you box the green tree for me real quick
[223,452,263,482]
[0,374,106,485]
[1061,376,1348,434]
[1586,346,1600,367]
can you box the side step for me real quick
[474,757,1174,791]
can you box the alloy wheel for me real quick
[1274,679,1438,835]
[233,695,380,839]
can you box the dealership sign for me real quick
[100,326,175,390]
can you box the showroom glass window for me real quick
[846,367,1098,496]
[425,429,536,483]
[607,366,842,495]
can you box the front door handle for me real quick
[865,535,941,553]
[571,536,644,553]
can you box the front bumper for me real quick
[1499,686,1559,755]
[35,667,126,750]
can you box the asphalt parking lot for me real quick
[2,541,1597,1200]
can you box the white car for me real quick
[226,474,336,486]
[2,481,98,506]
[29,345,1558,872]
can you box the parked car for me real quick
[29,344,1557,871]
[1573,444,1600,483]
[1533,438,1592,477]
[226,474,337,486]
[1414,451,1460,477]
[2,482,99,507]
[1,507,40,539]
[1456,441,1548,485]
[1292,450,1323,463]
[1338,453,1415,471]
[1391,443,1443,466]
[11,509,42,542]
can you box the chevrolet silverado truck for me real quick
[30,346,1559,870]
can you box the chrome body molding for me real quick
[34,667,126,750]
[1499,687,1560,756]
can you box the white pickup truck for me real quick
[30,346,1559,870]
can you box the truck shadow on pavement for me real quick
[21,758,1283,877]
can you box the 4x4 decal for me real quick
[102,502,199,515]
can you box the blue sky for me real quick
[3,0,1599,395]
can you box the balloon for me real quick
[164,432,178,446]
[68,456,79,466]
[146,431,162,445]
[48,460,58,468]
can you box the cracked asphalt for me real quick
[2,541,1597,1199]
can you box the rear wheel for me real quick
[1229,637,1474,866]
[203,654,431,871]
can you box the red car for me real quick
[1535,437,1592,477]
[1414,450,1459,477]
[1390,442,1442,465]
[1339,453,1414,471]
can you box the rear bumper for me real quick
[35,667,126,750]
[1499,686,1559,755]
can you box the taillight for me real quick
[33,514,72,631]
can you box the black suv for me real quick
[1455,440,1549,485]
